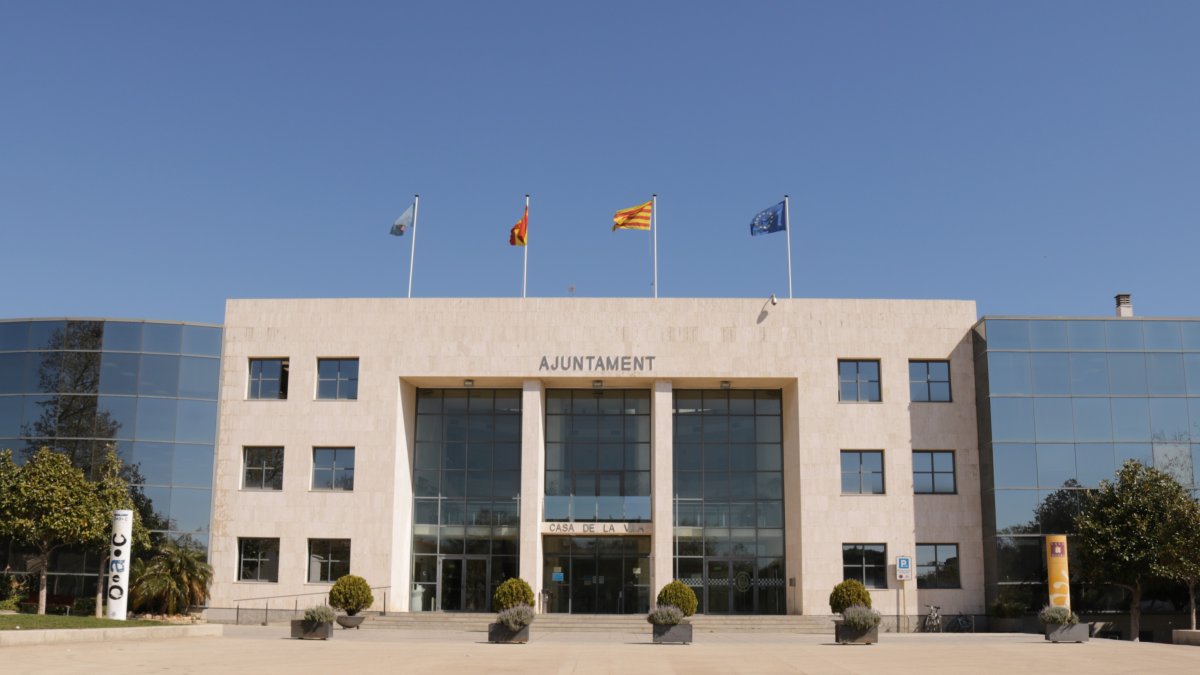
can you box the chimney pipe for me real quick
[1115,293,1133,318]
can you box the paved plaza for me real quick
[3,626,1199,674]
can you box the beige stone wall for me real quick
[209,297,982,616]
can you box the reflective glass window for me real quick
[1069,353,1109,395]
[1144,322,1183,350]
[1067,321,1106,349]
[181,326,222,356]
[995,536,1044,582]
[132,441,175,486]
[1106,321,1144,350]
[135,398,177,441]
[317,358,359,400]
[1153,443,1192,486]
[1075,444,1116,488]
[1107,354,1147,395]
[1115,443,1153,467]
[842,543,887,589]
[986,321,1030,349]
[308,539,351,583]
[238,537,280,582]
[1146,353,1186,395]
[101,322,142,352]
[176,399,217,444]
[172,444,214,488]
[0,322,30,350]
[1031,353,1070,395]
[313,447,355,491]
[142,323,182,354]
[178,357,219,399]
[1036,443,1076,488]
[841,450,885,494]
[839,360,881,402]
[169,487,211,533]
[138,355,180,397]
[913,450,955,494]
[1034,398,1074,441]
[993,489,1039,534]
[1192,399,1200,441]
[991,444,1038,488]
[0,395,22,437]
[96,395,137,439]
[1029,321,1068,349]
[28,321,67,350]
[916,543,960,589]
[1183,323,1200,350]
[99,353,140,395]
[991,398,1035,442]
[1186,355,1200,395]
[248,358,288,400]
[1149,398,1190,442]
[0,353,27,394]
[987,353,1031,395]
[26,351,61,393]
[909,361,951,402]
[1111,398,1151,441]
[1072,399,1112,442]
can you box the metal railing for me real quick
[232,585,392,625]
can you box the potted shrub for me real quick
[489,578,535,643]
[829,579,878,644]
[1039,605,1088,643]
[650,580,698,644]
[291,604,335,640]
[329,574,374,629]
[836,605,882,645]
[989,596,1026,633]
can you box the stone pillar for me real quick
[518,380,546,599]
[651,379,674,599]
[390,379,417,612]
[782,380,803,614]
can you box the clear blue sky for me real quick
[2,1,1198,325]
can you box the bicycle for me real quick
[923,605,942,633]
[945,613,974,633]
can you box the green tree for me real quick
[0,448,108,614]
[1074,460,1193,641]
[1159,493,1200,630]
[129,540,213,615]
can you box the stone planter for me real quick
[1044,624,1089,643]
[652,623,692,644]
[990,617,1024,633]
[290,620,334,640]
[834,621,879,645]
[488,622,530,644]
[336,614,366,629]
[1172,629,1200,646]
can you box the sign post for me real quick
[896,555,913,632]
[106,510,133,620]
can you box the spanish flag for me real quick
[612,200,652,231]
[509,206,528,246]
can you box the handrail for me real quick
[235,585,391,603]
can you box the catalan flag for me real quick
[612,200,653,231]
[509,206,528,246]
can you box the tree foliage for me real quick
[1158,493,1200,630]
[128,540,213,615]
[329,574,374,615]
[1074,460,1194,641]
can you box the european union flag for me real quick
[749,201,787,236]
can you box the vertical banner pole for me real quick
[407,194,420,299]
[784,194,793,300]
[106,510,133,620]
[523,194,530,299]
[1046,534,1071,611]
[651,194,658,298]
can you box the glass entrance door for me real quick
[544,536,650,614]
[705,558,756,614]
[439,556,490,611]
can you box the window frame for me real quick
[238,537,280,582]
[312,447,355,491]
[909,360,952,402]
[916,543,961,589]
[842,543,888,589]
[248,357,289,400]
[317,357,359,401]
[912,450,957,494]
[838,359,882,402]
[840,450,886,495]
[242,446,284,491]
[307,538,351,583]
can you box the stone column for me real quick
[781,380,803,614]
[390,379,417,612]
[651,380,674,599]
[518,380,546,600]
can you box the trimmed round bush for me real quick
[829,579,871,614]
[493,577,535,611]
[329,575,374,615]
[656,580,698,617]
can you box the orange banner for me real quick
[1045,535,1070,610]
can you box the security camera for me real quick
[769,294,777,306]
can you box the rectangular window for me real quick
[916,543,960,589]
[843,543,887,589]
[307,539,351,583]
[238,538,280,582]
[248,358,289,399]
[317,358,359,400]
[243,447,284,490]
[913,450,956,494]
[839,360,881,402]
[841,450,885,494]
[909,360,951,402]
[313,447,355,491]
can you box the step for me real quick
[362,612,836,633]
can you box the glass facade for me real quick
[542,536,650,614]
[0,319,221,598]
[412,389,522,611]
[975,318,1200,609]
[543,389,651,523]
[673,390,785,614]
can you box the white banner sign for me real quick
[106,510,133,620]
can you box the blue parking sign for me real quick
[896,555,913,580]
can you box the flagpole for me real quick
[651,194,658,298]
[407,194,419,299]
[784,194,793,299]
[522,194,529,299]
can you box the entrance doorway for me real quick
[543,536,650,614]
[439,557,490,611]
[705,558,757,614]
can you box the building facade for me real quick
[207,298,984,618]
[0,318,222,597]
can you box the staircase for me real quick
[364,612,834,633]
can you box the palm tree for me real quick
[130,540,213,615]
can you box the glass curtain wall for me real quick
[976,318,1200,611]
[673,389,785,614]
[544,389,651,522]
[0,319,221,598]
[412,389,522,611]
[542,536,650,614]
